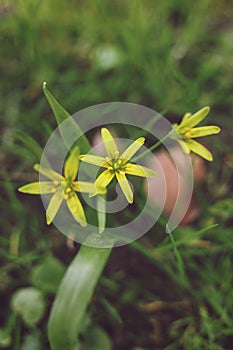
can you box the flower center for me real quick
[62,178,75,199]
[107,157,127,174]
[179,126,193,139]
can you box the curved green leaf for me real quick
[48,244,112,350]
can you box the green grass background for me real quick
[0,0,233,349]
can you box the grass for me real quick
[0,0,233,349]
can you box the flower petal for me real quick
[66,192,87,227]
[34,164,64,181]
[89,170,114,197]
[46,190,64,225]
[124,164,156,177]
[190,126,221,138]
[95,169,114,191]
[177,139,191,154]
[120,137,145,161]
[73,181,96,193]
[182,112,192,122]
[18,182,55,194]
[64,146,80,180]
[186,139,213,161]
[101,128,119,158]
[180,106,210,128]
[79,154,108,167]
[116,172,133,204]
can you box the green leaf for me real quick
[16,131,51,168]
[16,131,44,161]
[0,328,11,348]
[42,82,91,153]
[21,330,42,350]
[31,256,66,293]
[48,244,112,350]
[78,327,112,350]
[100,298,122,325]
[11,287,46,327]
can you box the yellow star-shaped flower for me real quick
[172,106,221,161]
[18,146,95,226]
[80,128,156,204]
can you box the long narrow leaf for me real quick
[42,82,91,153]
[16,131,51,167]
[48,244,112,350]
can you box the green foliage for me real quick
[21,330,43,350]
[31,256,66,293]
[48,245,112,350]
[77,327,112,350]
[42,82,91,153]
[0,0,233,349]
[0,328,11,348]
[11,287,46,327]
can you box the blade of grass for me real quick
[167,231,189,286]
[157,224,219,254]
[16,131,51,167]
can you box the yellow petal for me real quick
[190,126,221,138]
[182,112,192,122]
[79,154,108,167]
[73,181,96,193]
[64,146,80,180]
[101,128,119,158]
[46,190,64,225]
[180,106,210,128]
[124,164,156,177]
[187,139,213,161]
[116,172,133,204]
[89,170,114,197]
[120,137,145,161]
[34,164,64,181]
[177,139,191,154]
[95,169,115,189]
[66,192,87,227]
[88,187,107,198]
[18,182,55,194]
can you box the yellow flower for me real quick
[18,146,95,226]
[172,106,221,161]
[80,128,156,204]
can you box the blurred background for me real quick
[0,0,233,349]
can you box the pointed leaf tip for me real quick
[42,83,91,153]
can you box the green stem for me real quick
[48,243,112,350]
[167,231,188,286]
[132,130,173,162]
[13,316,20,350]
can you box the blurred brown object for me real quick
[142,299,193,348]
[142,299,192,314]
[146,147,207,226]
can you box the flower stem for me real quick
[132,130,173,162]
